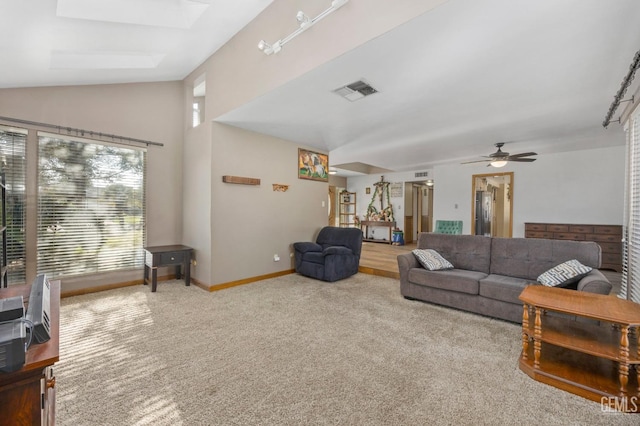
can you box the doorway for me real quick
[403,181,433,243]
[471,172,513,237]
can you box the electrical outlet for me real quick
[273,254,280,262]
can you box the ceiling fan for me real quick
[462,143,537,168]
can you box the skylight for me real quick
[50,51,165,69]
[56,0,210,29]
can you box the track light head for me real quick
[296,11,311,28]
[258,39,280,55]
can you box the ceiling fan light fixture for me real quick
[490,160,508,168]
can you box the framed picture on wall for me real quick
[298,148,329,182]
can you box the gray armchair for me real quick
[293,226,363,282]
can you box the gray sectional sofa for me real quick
[397,233,613,323]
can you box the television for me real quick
[25,273,51,345]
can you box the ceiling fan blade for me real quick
[463,145,537,165]
[508,152,537,158]
[507,157,536,162]
[461,159,491,164]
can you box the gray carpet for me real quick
[57,274,637,425]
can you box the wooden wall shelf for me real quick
[222,175,260,185]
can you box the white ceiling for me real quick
[0,0,273,88]
[216,0,640,174]
[1,0,639,176]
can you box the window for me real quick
[37,134,146,278]
[621,107,640,303]
[193,101,203,127]
[0,127,26,284]
[192,74,205,127]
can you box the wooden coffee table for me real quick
[519,285,640,413]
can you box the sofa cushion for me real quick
[490,237,601,281]
[412,249,454,271]
[417,233,492,274]
[408,268,485,295]
[537,259,593,288]
[479,274,535,304]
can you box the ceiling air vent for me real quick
[415,171,429,178]
[333,80,378,102]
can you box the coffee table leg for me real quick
[534,307,542,369]
[619,325,630,394]
[522,304,529,361]
[637,328,640,393]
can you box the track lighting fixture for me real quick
[257,0,349,56]
[296,11,311,28]
[257,39,281,55]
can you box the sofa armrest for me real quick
[397,252,419,292]
[323,246,353,256]
[577,269,613,295]
[293,242,322,254]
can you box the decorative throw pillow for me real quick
[537,259,593,288]
[412,249,454,271]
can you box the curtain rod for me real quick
[603,49,640,128]
[0,115,164,147]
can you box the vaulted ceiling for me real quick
[0,0,273,88]
[2,0,639,175]
[216,0,640,173]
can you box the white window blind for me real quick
[621,108,640,303]
[0,126,26,284]
[37,134,146,278]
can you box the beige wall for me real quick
[0,82,184,292]
[209,124,328,283]
[182,0,447,285]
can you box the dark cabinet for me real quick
[0,281,60,425]
[525,222,622,271]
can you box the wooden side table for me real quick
[519,285,640,412]
[144,245,193,292]
[361,221,396,244]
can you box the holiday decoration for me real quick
[365,176,394,222]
